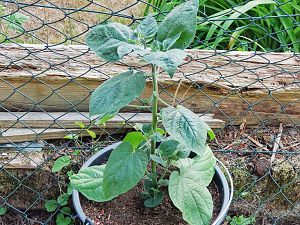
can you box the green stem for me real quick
[127,104,151,109]
[153,92,172,107]
[151,64,158,187]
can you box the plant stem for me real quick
[153,92,172,107]
[151,64,158,187]
[127,104,151,109]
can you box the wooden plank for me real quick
[0,128,126,144]
[0,151,44,169]
[0,112,225,129]
[0,44,299,126]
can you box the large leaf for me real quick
[143,49,186,77]
[137,15,158,38]
[70,165,110,202]
[161,105,209,154]
[86,22,135,61]
[169,171,213,225]
[103,142,148,199]
[176,146,216,186]
[117,43,148,58]
[156,0,199,49]
[89,70,146,120]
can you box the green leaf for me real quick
[156,0,199,49]
[143,49,187,77]
[86,129,96,139]
[45,199,59,212]
[134,123,154,136]
[181,146,216,186]
[172,158,194,168]
[156,128,165,135]
[67,185,73,195]
[162,33,182,50]
[169,171,213,225]
[103,142,148,199]
[0,207,7,216]
[86,22,136,61]
[137,15,158,38]
[159,139,179,157]
[89,70,146,120]
[96,114,115,125]
[52,156,71,173]
[176,142,191,159]
[207,129,215,141]
[60,207,71,215]
[150,132,163,142]
[70,165,109,202]
[57,193,69,206]
[5,13,29,32]
[117,43,147,58]
[56,213,72,225]
[161,105,209,154]
[150,154,166,167]
[74,121,85,129]
[144,191,164,208]
[123,132,146,149]
[64,134,79,140]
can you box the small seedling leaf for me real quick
[45,200,59,212]
[52,156,71,173]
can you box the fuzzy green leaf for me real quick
[161,106,209,154]
[181,146,216,186]
[150,154,166,167]
[89,70,146,119]
[117,43,146,58]
[52,156,71,173]
[86,22,136,61]
[144,191,164,208]
[103,142,148,199]
[70,165,110,202]
[162,33,182,50]
[123,132,146,149]
[137,15,158,38]
[169,171,213,225]
[159,139,179,157]
[156,0,199,49]
[143,49,186,77]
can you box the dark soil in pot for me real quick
[80,181,221,225]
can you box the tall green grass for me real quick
[145,0,300,52]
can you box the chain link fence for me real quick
[0,0,299,224]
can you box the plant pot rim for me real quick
[72,142,234,225]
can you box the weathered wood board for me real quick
[0,112,224,143]
[0,44,299,126]
[0,127,126,144]
[0,112,224,129]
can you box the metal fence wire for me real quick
[0,0,299,224]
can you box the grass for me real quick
[154,0,300,52]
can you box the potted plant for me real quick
[70,0,233,224]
